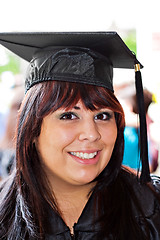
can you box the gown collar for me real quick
[44,189,101,236]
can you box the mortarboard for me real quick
[0,31,150,183]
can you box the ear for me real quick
[33,138,38,146]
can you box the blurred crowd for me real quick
[0,79,24,181]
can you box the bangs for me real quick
[30,81,123,117]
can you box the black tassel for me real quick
[135,64,151,183]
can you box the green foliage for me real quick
[0,51,20,76]
[123,31,137,55]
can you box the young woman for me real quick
[0,32,160,239]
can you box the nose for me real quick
[78,120,101,142]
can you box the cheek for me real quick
[52,127,78,147]
[38,124,78,153]
[99,126,117,173]
[101,124,117,145]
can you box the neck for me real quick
[51,177,95,204]
[47,171,96,200]
[48,176,96,230]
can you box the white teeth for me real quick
[70,151,97,159]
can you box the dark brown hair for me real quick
[1,81,125,239]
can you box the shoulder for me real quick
[120,168,160,194]
[120,168,160,197]
[120,169,160,217]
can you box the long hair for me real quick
[1,80,149,239]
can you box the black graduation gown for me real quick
[44,171,160,240]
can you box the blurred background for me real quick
[0,0,160,179]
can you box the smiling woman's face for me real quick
[35,101,117,188]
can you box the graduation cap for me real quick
[0,31,150,183]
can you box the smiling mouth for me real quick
[70,151,98,160]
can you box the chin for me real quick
[71,171,99,186]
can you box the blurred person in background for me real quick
[115,83,159,172]
[0,86,24,180]
[0,112,7,142]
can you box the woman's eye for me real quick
[95,112,112,121]
[60,112,78,120]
